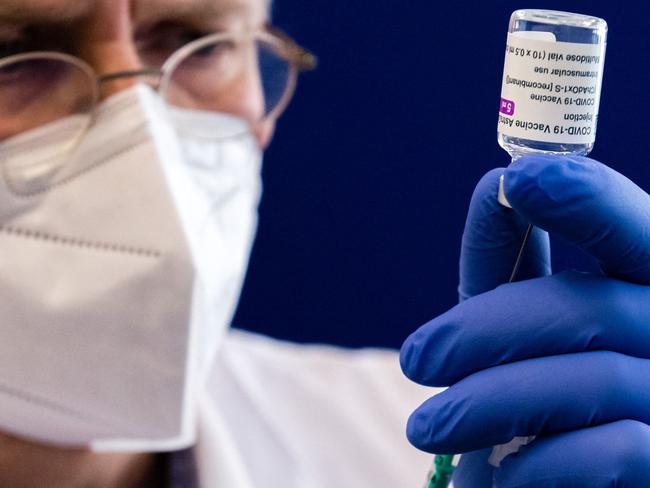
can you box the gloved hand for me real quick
[400,154,650,487]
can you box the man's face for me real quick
[0,2,273,482]
[0,0,275,146]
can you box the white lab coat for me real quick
[193,329,437,488]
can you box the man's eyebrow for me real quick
[133,0,263,24]
[0,0,94,23]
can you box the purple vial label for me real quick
[500,98,515,116]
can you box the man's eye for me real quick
[138,24,239,68]
[0,55,38,83]
[0,57,65,86]
[0,40,32,59]
[173,31,238,59]
[190,39,237,59]
[138,24,210,52]
[0,61,26,80]
[176,30,209,48]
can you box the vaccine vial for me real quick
[497,10,607,158]
[492,11,609,464]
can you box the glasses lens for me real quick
[0,54,95,142]
[0,54,96,195]
[162,34,295,135]
[257,38,293,118]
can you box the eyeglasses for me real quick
[0,27,316,143]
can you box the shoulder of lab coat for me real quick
[194,329,437,488]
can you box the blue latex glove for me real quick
[400,154,650,487]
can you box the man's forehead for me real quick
[0,0,268,24]
[0,0,91,22]
[133,0,268,25]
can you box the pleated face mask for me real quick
[0,85,262,452]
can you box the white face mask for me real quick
[0,85,262,452]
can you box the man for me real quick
[4,2,650,488]
[0,0,433,487]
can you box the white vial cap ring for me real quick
[498,175,512,208]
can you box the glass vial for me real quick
[497,10,607,158]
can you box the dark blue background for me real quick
[233,1,650,349]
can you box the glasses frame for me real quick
[0,26,316,135]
